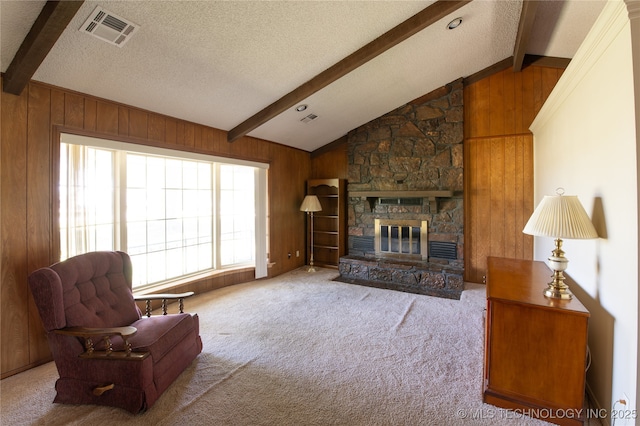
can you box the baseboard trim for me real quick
[585,382,609,426]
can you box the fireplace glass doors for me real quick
[375,219,428,260]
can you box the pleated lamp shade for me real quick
[523,194,598,239]
[300,195,322,212]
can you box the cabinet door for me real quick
[487,301,588,409]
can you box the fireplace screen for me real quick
[375,219,428,260]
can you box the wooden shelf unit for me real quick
[306,179,346,268]
[483,257,590,426]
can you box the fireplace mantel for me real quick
[349,190,454,198]
[349,190,454,212]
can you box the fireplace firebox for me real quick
[375,219,428,260]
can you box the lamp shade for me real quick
[523,193,598,239]
[300,195,322,212]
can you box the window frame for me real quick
[54,130,270,290]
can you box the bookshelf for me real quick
[306,179,346,268]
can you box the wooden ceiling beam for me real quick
[523,54,571,69]
[463,57,512,86]
[463,54,570,88]
[3,1,84,96]
[227,0,472,142]
[513,0,539,72]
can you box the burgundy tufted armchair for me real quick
[28,251,203,413]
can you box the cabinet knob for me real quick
[482,275,486,284]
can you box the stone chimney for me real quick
[338,79,464,299]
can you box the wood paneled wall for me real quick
[465,66,563,138]
[310,141,348,180]
[464,134,533,283]
[464,65,564,283]
[1,78,311,378]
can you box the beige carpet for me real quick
[1,267,551,425]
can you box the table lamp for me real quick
[522,188,598,299]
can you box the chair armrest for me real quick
[55,326,148,360]
[133,291,195,317]
[56,326,138,338]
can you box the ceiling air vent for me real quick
[300,113,318,124]
[80,6,139,47]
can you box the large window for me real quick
[59,133,268,289]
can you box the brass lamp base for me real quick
[306,210,318,273]
[306,255,317,273]
[544,238,573,300]
[543,277,573,299]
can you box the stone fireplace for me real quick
[337,79,464,299]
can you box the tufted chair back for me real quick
[30,251,140,331]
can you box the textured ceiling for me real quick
[1,0,606,152]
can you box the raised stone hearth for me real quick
[337,256,463,300]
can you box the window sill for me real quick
[133,265,255,296]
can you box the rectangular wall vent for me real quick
[379,198,422,206]
[351,236,374,251]
[429,241,457,260]
[80,6,139,47]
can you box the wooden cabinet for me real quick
[306,179,345,268]
[484,257,589,425]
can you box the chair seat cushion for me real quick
[53,313,201,413]
[128,313,198,362]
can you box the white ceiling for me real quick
[1,0,606,152]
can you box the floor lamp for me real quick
[300,195,322,272]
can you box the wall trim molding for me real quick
[531,1,629,133]
[626,0,640,20]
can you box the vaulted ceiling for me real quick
[1,0,606,152]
